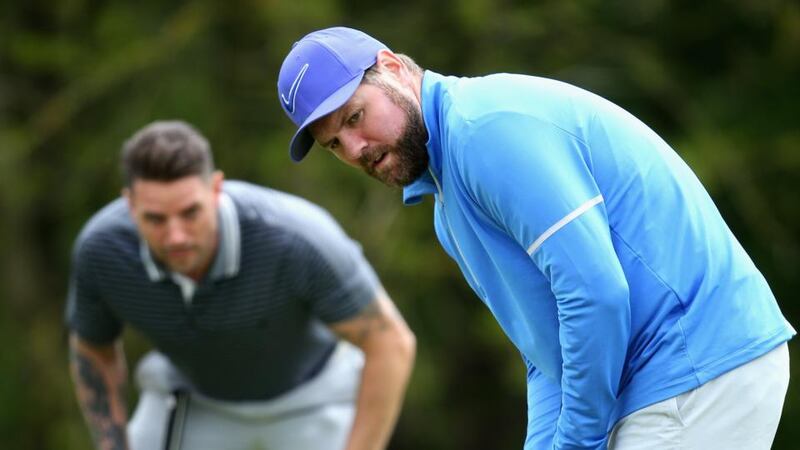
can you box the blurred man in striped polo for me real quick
[65,120,415,450]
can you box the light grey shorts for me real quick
[608,342,791,450]
[128,342,364,450]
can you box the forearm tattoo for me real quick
[70,349,127,450]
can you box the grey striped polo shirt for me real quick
[66,180,378,400]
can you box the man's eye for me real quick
[347,110,362,125]
[145,216,165,225]
[182,208,200,220]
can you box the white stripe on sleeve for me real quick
[526,195,604,255]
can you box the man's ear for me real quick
[375,49,404,76]
[122,186,134,213]
[375,49,420,100]
[211,170,225,204]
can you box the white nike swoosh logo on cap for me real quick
[281,63,309,115]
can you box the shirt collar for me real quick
[140,191,241,282]
[403,70,456,205]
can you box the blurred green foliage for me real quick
[1,0,798,449]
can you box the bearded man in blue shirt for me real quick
[277,27,794,450]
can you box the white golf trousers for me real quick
[128,341,364,450]
[608,342,790,450]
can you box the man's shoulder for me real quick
[441,74,596,151]
[74,198,138,257]
[446,74,582,119]
[225,180,334,224]
[224,180,346,247]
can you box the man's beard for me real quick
[360,85,429,188]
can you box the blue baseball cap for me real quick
[277,27,389,162]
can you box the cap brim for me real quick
[289,73,365,162]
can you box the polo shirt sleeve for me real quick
[289,211,380,324]
[457,113,631,450]
[64,236,123,344]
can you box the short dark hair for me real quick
[121,120,214,187]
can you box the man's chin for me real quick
[391,169,428,188]
[365,155,427,188]
[165,260,197,276]
[371,173,405,189]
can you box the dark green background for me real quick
[1,1,797,448]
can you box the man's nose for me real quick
[165,219,189,245]
[338,130,368,163]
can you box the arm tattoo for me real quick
[345,301,391,345]
[70,349,127,450]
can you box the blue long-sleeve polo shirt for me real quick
[403,71,795,450]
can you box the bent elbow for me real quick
[396,323,417,365]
